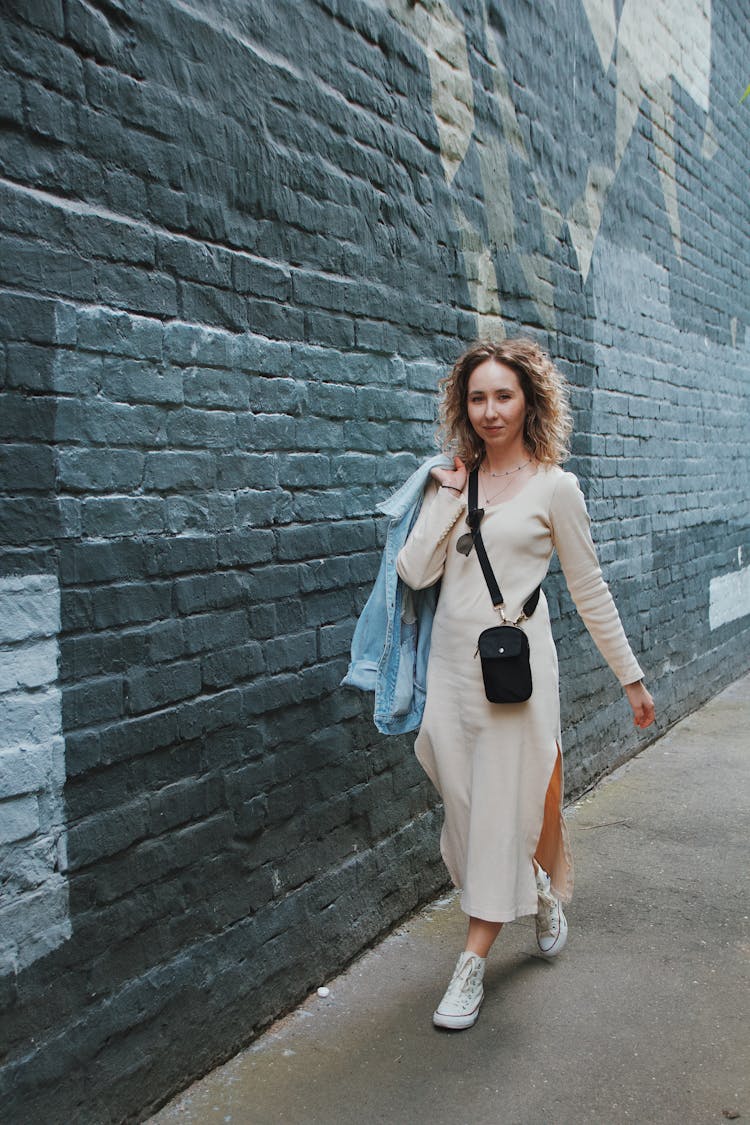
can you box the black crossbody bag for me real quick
[465,468,541,704]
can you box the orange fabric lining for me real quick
[534,741,563,878]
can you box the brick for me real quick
[265,630,317,673]
[216,453,278,491]
[246,375,305,415]
[147,181,189,229]
[173,573,244,615]
[328,520,377,554]
[148,774,224,835]
[143,452,216,492]
[5,0,64,35]
[0,639,57,694]
[239,671,298,717]
[0,575,60,644]
[242,564,299,603]
[0,70,24,125]
[65,801,149,870]
[302,590,352,627]
[236,412,295,450]
[293,418,343,450]
[274,600,305,635]
[24,81,76,145]
[96,263,179,318]
[179,281,249,332]
[0,744,60,799]
[232,256,291,301]
[275,524,330,561]
[0,444,55,491]
[0,796,39,844]
[318,620,354,658]
[259,487,299,522]
[163,322,231,367]
[230,334,292,376]
[101,709,181,769]
[81,496,167,537]
[143,536,218,577]
[104,169,148,215]
[182,610,247,655]
[143,620,184,664]
[0,293,75,345]
[58,539,146,585]
[0,235,95,300]
[126,660,202,715]
[247,297,305,340]
[54,399,169,448]
[304,309,356,349]
[76,308,163,360]
[156,236,232,289]
[305,381,355,418]
[165,493,236,535]
[330,452,379,485]
[100,359,183,406]
[276,454,330,489]
[182,367,249,409]
[62,676,124,728]
[59,630,147,681]
[57,449,145,493]
[216,529,275,568]
[201,641,265,688]
[165,407,236,450]
[91,582,172,629]
[0,393,55,441]
[175,688,242,741]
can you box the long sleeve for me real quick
[396,479,467,590]
[549,472,644,686]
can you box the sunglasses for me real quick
[456,507,485,556]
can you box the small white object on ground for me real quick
[316,986,330,998]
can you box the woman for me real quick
[396,338,655,1030]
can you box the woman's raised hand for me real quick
[624,680,656,729]
[430,456,468,494]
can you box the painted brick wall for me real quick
[1,1,748,1121]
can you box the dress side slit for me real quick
[534,741,566,891]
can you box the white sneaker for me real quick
[432,951,485,1029]
[535,864,568,956]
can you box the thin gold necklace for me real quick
[480,458,531,478]
[481,460,532,505]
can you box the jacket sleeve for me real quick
[549,472,644,687]
[396,479,467,590]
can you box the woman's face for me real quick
[466,360,528,455]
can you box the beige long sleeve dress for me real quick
[396,464,644,924]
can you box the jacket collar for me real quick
[376,453,453,519]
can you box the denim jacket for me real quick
[341,453,452,734]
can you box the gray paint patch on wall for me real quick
[710,560,750,630]
[0,574,70,975]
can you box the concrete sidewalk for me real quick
[150,675,749,1125]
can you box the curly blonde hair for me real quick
[436,338,573,467]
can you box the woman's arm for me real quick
[396,474,467,590]
[550,472,655,729]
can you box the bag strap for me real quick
[468,468,541,619]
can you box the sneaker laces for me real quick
[445,956,483,1008]
[535,869,560,936]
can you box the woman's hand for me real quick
[624,680,655,729]
[431,455,467,495]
